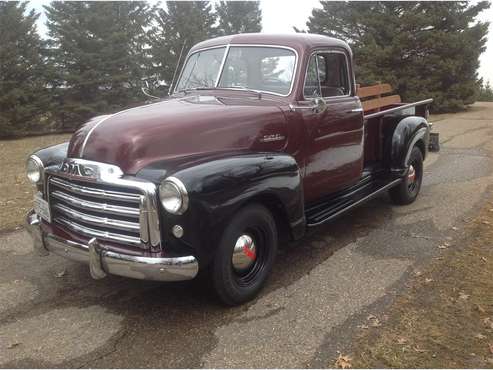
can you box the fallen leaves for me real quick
[458,292,470,300]
[335,354,352,369]
[424,278,433,284]
[476,304,486,314]
[438,242,451,249]
[6,342,20,349]
[452,226,459,231]
[474,333,487,340]
[483,317,493,330]
[397,337,408,345]
[414,345,429,353]
[367,314,382,327]
[489,343,493,354]
[55,269,66,278]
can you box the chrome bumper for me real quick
[25,211,198,282]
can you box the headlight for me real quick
[26,156,44,184]
[159,177,189,215]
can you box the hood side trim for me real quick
[79,100,166,157]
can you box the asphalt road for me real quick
[1,102,493,368]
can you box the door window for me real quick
[303,51,351,99]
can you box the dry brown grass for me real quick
[352,202,493,368]
[0,134,71,233]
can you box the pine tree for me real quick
[152,1,216,89]
[306,1,490,112]
[44,1,155,128]
[215,1,262,36]
[479,81,493,102]
[0,2,50,137]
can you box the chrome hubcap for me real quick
[232,234,256,273]
[407,165,416,183]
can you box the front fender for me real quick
[149,152,304,267]
[31,142,69,168]
[390,116,430,173]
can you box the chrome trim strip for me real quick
[51,190,140,218]
[25,212,198,282]
[363,99,434,120]
[46,158,161,248]
[80,114,115,157]
[50,177,141,203]
[53,203,140,232]
[56,216,142,245]
[215,44,230,87]
[80,100,165,156]
[173,43,299,97]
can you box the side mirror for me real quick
[141,79,169,100]
[313,97,327,113]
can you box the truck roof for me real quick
[189,33,352,56]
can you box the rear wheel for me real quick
[211,204,278,306]
[389,146,423,205]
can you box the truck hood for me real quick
[68,95,289,174]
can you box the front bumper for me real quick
[25,211,199,282]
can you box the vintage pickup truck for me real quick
[25,33,434,305]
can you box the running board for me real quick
[305,177,402,227]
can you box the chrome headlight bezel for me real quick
[159,176,189,215]
[26,155,44,185]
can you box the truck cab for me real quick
[25,33,432,305]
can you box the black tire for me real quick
[389,146,424,205]
[211,204,278,306]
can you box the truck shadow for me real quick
[52,195,396,368]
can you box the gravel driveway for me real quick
[1,102,493,368]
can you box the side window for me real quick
[304,55,321,98]
[318,52,350,97]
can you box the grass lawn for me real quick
[0,134,71,233]
[350,201,493,368]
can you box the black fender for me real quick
[31,142,69,168]
[139,152,305,267]
[389,116,430,174]
[31,142,69,194]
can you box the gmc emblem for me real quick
[60,161,96,178]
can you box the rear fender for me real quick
[390,116,430,174]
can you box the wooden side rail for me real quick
[356,83,401,113]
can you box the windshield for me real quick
[175,46,296,96]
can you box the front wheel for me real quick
[211,204,278,306]
[389,146,424,205]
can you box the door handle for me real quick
[347,108,363,113]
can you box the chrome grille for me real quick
[48,176,143,246]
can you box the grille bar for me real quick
[53,203,140,232]
[48,174,146,247]
[50,177,141,204]
[56,217,142,245]
[51,190,140,218]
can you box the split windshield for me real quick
[174,46,296,96]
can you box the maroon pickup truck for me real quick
[25,33,434,305]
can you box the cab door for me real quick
[302,50,364,203]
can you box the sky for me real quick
[30,0,493,84]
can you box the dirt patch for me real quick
[0,134,71,233]
[350,201,493,368]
